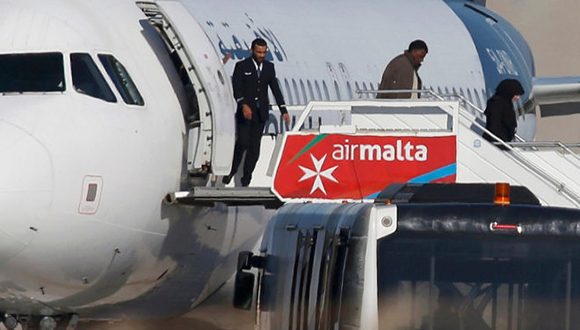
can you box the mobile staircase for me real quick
[174,90,580,209]
[264,90,580,208]
[438,92,580,208]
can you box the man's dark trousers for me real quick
[229,112,265,186]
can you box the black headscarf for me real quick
[483,79,524,145]
[495,79,524,101]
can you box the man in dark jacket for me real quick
[223,38,290,186]
[377,40,428,99]
[482,79,524,149]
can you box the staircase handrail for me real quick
[454,101,580,207]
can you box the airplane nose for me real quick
[0,120,53,265]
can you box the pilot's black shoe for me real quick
[241,177,251,187]
[222,175,232,185]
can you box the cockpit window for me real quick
[98,54,144,106]
[0,53,65,93]
[70,53,116,103]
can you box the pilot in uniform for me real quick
[223,38,290,186]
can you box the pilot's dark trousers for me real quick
[229,115,265,186]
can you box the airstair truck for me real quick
[233,100,580,330]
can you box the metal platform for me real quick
[170,187,283,209]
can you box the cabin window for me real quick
[276,78,287,105]
[98,54,144,106]
[284,78,294,105]
[314,80,322,100]
[307,80,315,100]
[322,81,330,101]
[0,52,65,93]
[346,81,353,99]
[292,79,300,104]
[70,53,116,102]
[334,81,341,100]
[299,79,307,104]
[474,89,483,108]
[466,89,474,105]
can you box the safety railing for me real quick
[360,89,580,151]
[357,89,580,207]
[424,92,580,159]
[290,99,460,135]
[357,89,528,139]
[508,141,580,163]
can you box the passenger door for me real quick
[155,1,236,175]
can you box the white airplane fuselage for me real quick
[0,0,539,322]
[0,0,271,319]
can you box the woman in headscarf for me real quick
[482,79,524,147]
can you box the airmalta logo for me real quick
[332,139,427,161]
[272,133,457,201]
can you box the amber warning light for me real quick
[494,182,510,205]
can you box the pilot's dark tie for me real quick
[255,64,262,109]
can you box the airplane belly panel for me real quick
[69,204,273,319]
[0,232,27,266]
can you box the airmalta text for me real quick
[332,139,427,162]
